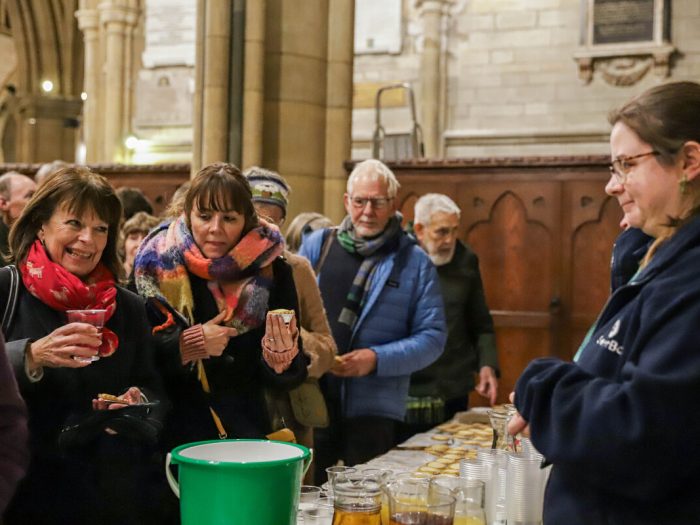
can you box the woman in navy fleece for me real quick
[508,81,700,524]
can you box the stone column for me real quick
[76,3,101,162]
[263,0,329,221]
[15,96,83,162]
[192,0,232,171]
[323,0,355,223]
[100,0,139,162]
[241,0,265,169]
[416,0,450,158]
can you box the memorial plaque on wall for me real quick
[355,0,402,54]
[593,0,655,44]
[142,0,196,67]
[133,70,193,128]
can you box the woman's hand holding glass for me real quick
[506,391,531,438]
[27,322,101,369]
[264,312,297,352]
[262,312,299,373]
[201,309,238,357]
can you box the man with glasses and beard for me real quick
[299,160,446,482]
[403,194,499,437]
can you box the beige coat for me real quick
[285,251,336,377]
[266,252,335,482]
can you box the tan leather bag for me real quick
[288,378,329,428]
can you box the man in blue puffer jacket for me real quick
[299,159,446,482]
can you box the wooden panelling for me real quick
[382,156,622,406]
[0,163,191,217]
[5,157,623,408]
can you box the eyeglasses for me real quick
[609,151,659,184]
[350,196,393,209]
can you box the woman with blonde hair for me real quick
[120,211,161,279]
[285,211,333,254]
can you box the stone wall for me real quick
[352,0,700,160]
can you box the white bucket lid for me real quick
[178,440,305,465]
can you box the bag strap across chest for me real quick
[0,265,20,336]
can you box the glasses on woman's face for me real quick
[609,151,659,184]
[350,196,393,209]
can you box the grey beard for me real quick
[428,251,453,266]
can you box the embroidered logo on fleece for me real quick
[596,318,624,356]
[608,319,620,338]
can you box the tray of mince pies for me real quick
[409,418,495,477]
[432,420,494,448]
[413,443,480,477]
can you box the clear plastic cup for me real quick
[66,309,106,362]
[325,466,357,499]
[298,485,323,514]
[302,504,334,525]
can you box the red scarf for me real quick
[19,240,119,357]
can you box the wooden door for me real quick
[458,178,562,406]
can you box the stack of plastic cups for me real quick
[519,438,539,460]
[459,459,487,484]
[476,449,506,525]
[518,437,552,505]
[505,453,548,525]
[475,449,506,525]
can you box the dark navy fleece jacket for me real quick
[515,214,700,525]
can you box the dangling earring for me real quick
[680,174,688,195]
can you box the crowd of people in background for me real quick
[0,80,699,524]
[0,156,497,523]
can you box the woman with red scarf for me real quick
[0,167,167,525]
[134,163,308,450]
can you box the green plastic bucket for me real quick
[166,439,312,525]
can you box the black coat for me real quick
[409,241,498,400]
[0,269,167,525]
[149,256,309,450]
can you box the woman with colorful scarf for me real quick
[134,163,308,450]
[0,167,167,525]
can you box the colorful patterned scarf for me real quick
[20,239,119,357]
[134,215,284,335]
[336,212,403,329]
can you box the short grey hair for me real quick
[347,159,400,198]
[0,171,26,199]
[36,160,69,184]
[414,193,461,226]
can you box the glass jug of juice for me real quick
[333,476,382,525]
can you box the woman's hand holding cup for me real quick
[264,311,297,352]
[28,322,101,369]
[262,311,299,374]
[65,309,106,362]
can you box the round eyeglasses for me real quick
[350,196,393,209]
[609,151,659,184]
